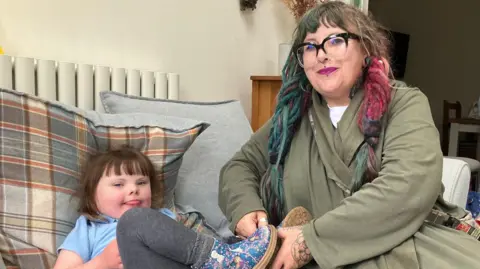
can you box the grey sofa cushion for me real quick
[100,91,253,238]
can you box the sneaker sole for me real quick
[253,224,278,269]
[283,206,313,227]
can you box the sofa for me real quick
[0,89,473,268]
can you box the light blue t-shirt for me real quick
[58,208,176,262]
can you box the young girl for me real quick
[53,146,278,269]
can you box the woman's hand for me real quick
[98,239,123,269]
[235,210,269,238]
[271,226,313,269]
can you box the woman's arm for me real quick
[218,120,271,232]
[303,88,443,268]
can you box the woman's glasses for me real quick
[295,32,360,68]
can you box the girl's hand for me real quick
[99,239,123,269]
[235,210,269,238]
[270,226,313,269]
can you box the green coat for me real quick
[219,86,480,268]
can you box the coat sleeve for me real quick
[218,120,272,232]
[303,88,444,268]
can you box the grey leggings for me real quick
[116,207,215,269]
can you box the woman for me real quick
[219,2,480,269]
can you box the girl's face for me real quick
[95,166,152,219]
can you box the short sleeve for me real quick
[57,215,91,263]
[159,208,177,220]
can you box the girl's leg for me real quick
[117,207,277,269]
[118,244,191,269]
[117,207,213,269]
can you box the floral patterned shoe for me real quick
[199,225,277,269]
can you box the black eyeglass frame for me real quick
[294,32,360,66]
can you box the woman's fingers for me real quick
[235,211,259,237]
[256,211,269,227]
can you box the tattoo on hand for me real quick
[282,226,300,231]
[291,231,313,267]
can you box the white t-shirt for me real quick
[329,105,348,128]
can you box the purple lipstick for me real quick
[318,67,338,75]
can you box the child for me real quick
[53,146,278,269]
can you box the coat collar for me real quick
[88,213,118,224]
[309,89,365,185]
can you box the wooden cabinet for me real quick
[250,76,282,132]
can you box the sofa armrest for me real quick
[442,157,471,209]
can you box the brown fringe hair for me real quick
[76,146,163,221]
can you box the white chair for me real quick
[442,157,472,208]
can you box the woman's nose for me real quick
[316,49,328,64]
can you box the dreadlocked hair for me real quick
[351,57,391,193]
[260,51,312,226]
[260,1,392,225]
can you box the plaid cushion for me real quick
[0,88,207,268]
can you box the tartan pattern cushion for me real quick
[0,88,207,269]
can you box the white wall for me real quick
[0,0,297,119]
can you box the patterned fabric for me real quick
[467,191,480,218]
[198,225,275,269]
[0,88,207,269]
[426,209,480,241]
[168,206,220,239]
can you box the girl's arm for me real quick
[53,250,105,269]
[54,239,122,269]
[54,216,121,269]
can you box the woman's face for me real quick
[300,24,366,105]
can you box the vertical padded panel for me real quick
[0,55,13,90]
[167,73,179,100]
[77,64,94,110]
[57,62,76,107]
[14,57,35,95]
[141,71,154,98]
[154,72,168,99]
[94,66,111,112]
[126,69,140,97]
[36,59,57,102]
[111,68,126,94]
